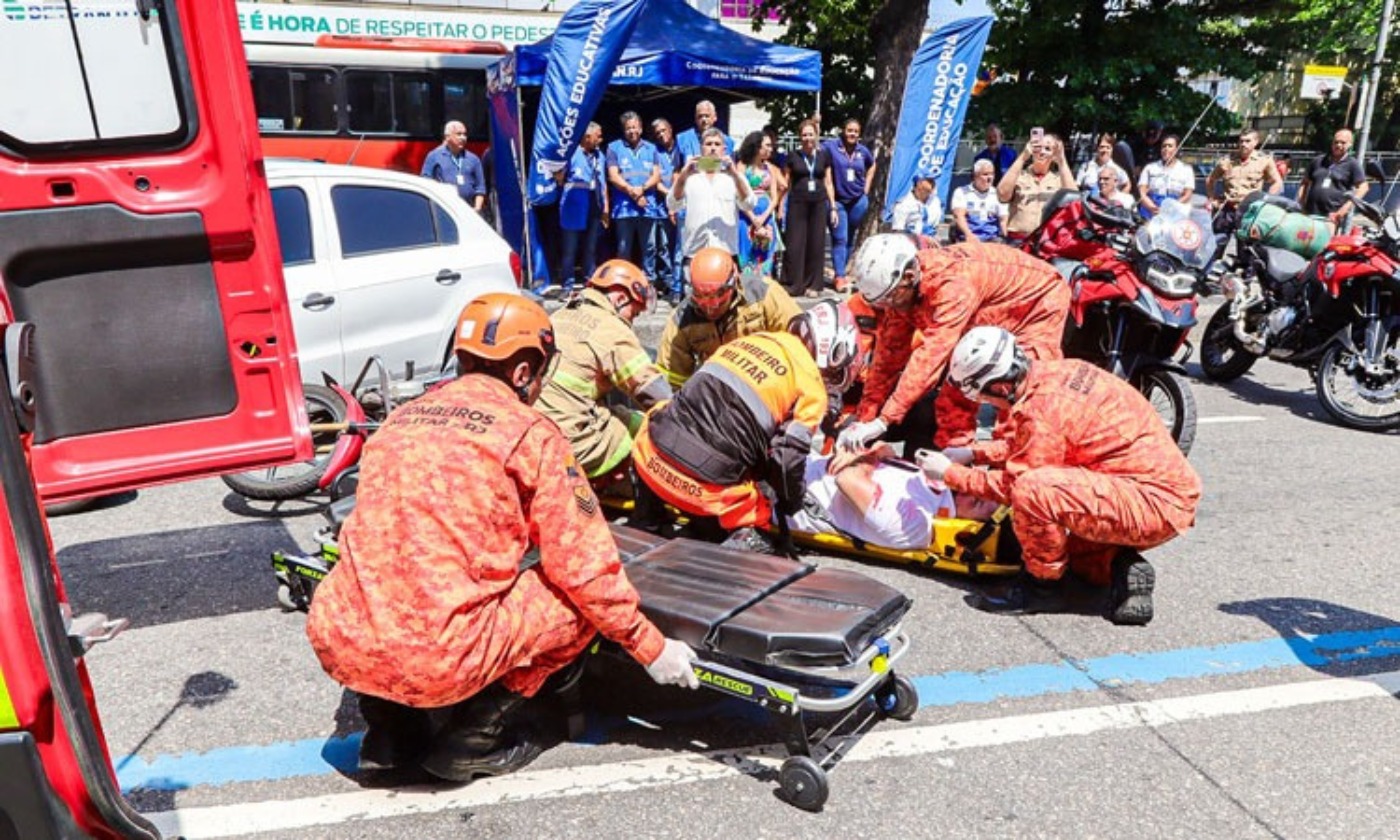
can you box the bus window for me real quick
[250,65,336,133]
[0,4,187,151]
[443,72,489,140]
[345,70,434,136]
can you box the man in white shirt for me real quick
[667,127,756,279]
[786,446,995,550]
[890,176,942,239]
[950,160,1008,242]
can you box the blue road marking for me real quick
[116,625,1400,793]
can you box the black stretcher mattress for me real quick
[612,526,911,668]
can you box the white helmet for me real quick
[852,233,919,304]
[789,300,863,394]
[949,326,1028,402]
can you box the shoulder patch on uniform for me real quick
[574,484,598,517]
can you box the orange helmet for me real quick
[454,292,557,365]
[688,247,737,319]
[588,259,655,311]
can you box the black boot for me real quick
[1108,550,1155,626]
[971,571,1069,615]
[357,694,432,772]
[419,684,542,783]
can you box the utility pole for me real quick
[1356,0,1395,164]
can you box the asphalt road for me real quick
[49,300,1400,840]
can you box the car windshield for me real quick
[1133,199,1214,270]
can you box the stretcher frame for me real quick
[683,625,917,811]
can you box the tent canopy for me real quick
[514,0,821,93]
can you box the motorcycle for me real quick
[1026,192,1210,454]
[222,357,449,502]
[1200,198,1400,431]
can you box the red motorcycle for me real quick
[1026,192,1209,454]
[1201,199,1400,431]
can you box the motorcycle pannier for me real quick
[1236,201,1332,259]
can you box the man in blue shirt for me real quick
[421,120,486,211]
[972,123,1017,184]
[649,118,683,302]
[824,118,877,292]
[607,111,662,288]
[675,100,735,163]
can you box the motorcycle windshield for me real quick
[1133,200,1214,270]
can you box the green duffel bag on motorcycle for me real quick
[1235,200,1332,259]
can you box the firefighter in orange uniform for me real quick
[917,327,1202,624]
[306,293,699,784]
[632,310,853,553]
[838,234,1070,451]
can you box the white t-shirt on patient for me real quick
[786,455,953,550]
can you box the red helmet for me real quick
[588,259,655,311]
[688,247,737,319]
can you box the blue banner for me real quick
[526,0,650,206]
[884,9,995,217]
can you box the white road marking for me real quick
[1198,415,1265,424]
[148,669,1400,838]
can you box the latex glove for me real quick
[645,638,699,689]
[944,446,975,466]
[915,448,953,482]
[836,418,888,452]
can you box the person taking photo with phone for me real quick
[997,128,1075,242]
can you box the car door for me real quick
[324,177,470,378]
[271,176,345,383]
[0,3,306,837]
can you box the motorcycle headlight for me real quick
[1144,264,1198,298]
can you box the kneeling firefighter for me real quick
[633,300,862,552]
[306,293,699,784]
[916,327,1202,625]
[535,259,672,480]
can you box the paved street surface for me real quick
[49,301,1400,839]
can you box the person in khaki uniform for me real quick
[656,247,801,388]
[536,260,672,479]
[306,294,698,785]
[1205,129,1283,235]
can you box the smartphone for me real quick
[1030,126,1044,147]
[695,157,722,173]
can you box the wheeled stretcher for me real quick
[272,508,918,811]
[612,524,918,811]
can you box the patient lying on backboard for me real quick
[784,444,998,551]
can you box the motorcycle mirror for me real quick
[1354,200,1387,226]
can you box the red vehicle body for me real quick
[1201,199,1400,430]
[0,2,307,836]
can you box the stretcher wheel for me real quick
[880,674,919,721]
[779,755,828,812]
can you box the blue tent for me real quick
[515,0,822,93]
[487,0,821,284]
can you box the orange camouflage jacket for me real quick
[306,374,663,707]
[858,241,1067,425]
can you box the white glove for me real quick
[645,638,699,689]
[915,448,953,481]
[836,418,888,452]
[944,446,975,466]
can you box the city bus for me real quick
[245,35,508,172]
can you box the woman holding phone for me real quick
[783,118,838,298]
[997,128,1076,241]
